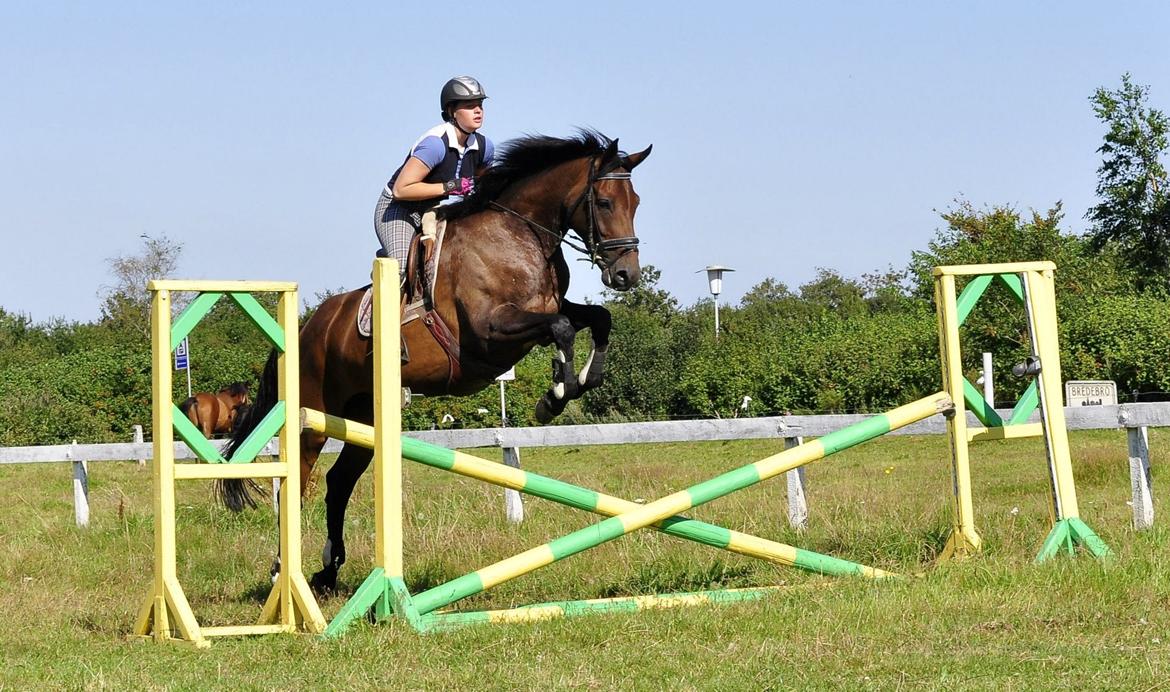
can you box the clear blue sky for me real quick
[2,2,1167,324]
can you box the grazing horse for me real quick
[179,383,250,438]
[225,130,650,592]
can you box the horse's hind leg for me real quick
[560,299,612,393]
[312,441,375,593]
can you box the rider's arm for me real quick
[391,157,448,201]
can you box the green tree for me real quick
[1086,74,1170,290]
[599,265,679,323]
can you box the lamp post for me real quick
[698,265,735,338]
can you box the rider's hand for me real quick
[443,177,474,196]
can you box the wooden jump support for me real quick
[135,280,325,647]
[934,262,1110,561]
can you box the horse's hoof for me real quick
[535,393,569,424]
[534,396,555,424]
[310,567,338,595]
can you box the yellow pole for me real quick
[134,287,204,644]
[936,272,981,559]
[1024,268,1080,520]
[373,258,403,578]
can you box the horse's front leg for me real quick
[488,304,579,423]
[560,300,612,394]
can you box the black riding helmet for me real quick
[440,76,488,121]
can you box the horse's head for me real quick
[221,382,250,407]
[567,138,652,291]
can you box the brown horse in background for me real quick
[226,131,650,591]
[179,383,250,438]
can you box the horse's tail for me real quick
[178,396,197,417]
[216,350,279,511]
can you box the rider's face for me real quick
[452,100,484,132]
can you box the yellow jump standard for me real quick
[134,280,325,647]
[934,262,1110,561]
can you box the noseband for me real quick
[488,153,639,270]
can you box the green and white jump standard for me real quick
[934,262,1110,562]
[318,259,954,636]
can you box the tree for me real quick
[98,234,185,340]
[599,264,679,323]
[908,199,1136,300]
[798,268,866,318]
[1086,74,1170,291]
[99,234,185,339]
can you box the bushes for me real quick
[2,261,1168,444]
[0,346,151,445]
[1061,293,1170,394]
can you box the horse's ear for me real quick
[601,138,620,164]
[624,145,652,170]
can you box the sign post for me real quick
[174,336,192,398]
[1064,380,1117,407]
[496,367,522,523]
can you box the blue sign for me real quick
[174,337,189,370]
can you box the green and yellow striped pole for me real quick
[405,392,952,617]
[303,408,896,581]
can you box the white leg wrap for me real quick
[553,350,567,399]
[578,349,596,386]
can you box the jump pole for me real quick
[303,407,898,577]
[324,391,949,635]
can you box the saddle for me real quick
[358,214,462,388]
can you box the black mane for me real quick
[441,129,612,220]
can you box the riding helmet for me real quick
[440,76,488,119]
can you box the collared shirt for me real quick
[386,122,495,195]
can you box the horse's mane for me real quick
[441,129,612,220]
[224,382,249,397]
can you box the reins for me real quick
[486,153,639,270]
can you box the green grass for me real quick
[2,429,1169,689]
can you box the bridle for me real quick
[488,153,639,270]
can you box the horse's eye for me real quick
[597,198,613,210]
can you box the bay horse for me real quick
[225,131,650,592]
[178,383,250,438]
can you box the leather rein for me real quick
[488,154,639,270]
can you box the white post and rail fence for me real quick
[2,400,1166,530]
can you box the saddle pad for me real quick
[357,287,424,337]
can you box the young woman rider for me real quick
[374,75,495,281]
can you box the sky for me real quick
[1,2,1167,324]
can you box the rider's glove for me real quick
[443,177,474,196]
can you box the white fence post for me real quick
[784,437,807,530]
[502,447,524,524]
[1128,426,1154,530]
[70,440,89,528]
[981,352,994,408]
[133,425,145,466]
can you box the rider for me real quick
[374,75,495,282]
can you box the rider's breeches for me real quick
[373,189,417,279]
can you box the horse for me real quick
[224,130,650,592]
[178,382,250,438]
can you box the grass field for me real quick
[2,427,1169,690]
